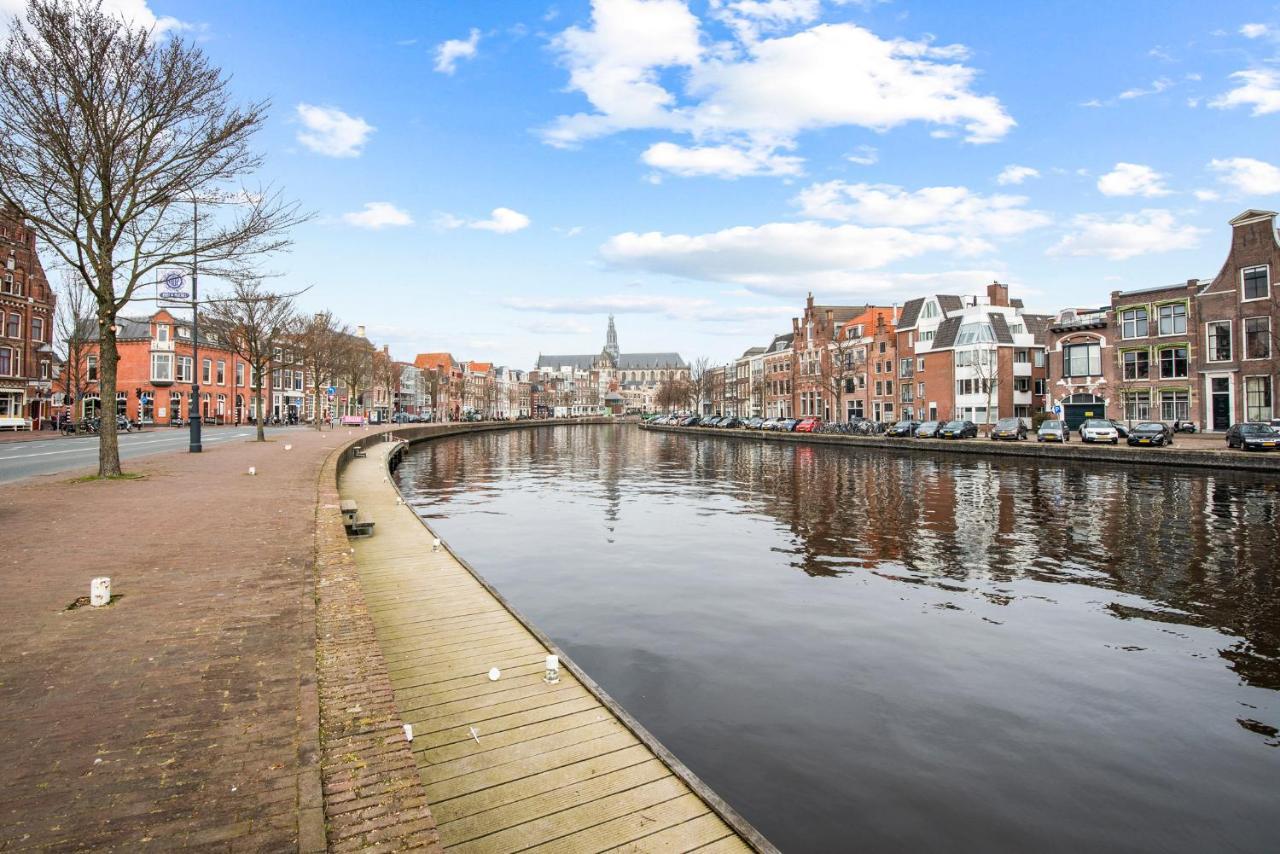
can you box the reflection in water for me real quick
[397,425,1280,853]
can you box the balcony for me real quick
[151,339,175,352]
[1013,362,1032,377]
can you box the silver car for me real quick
[1037,419,1069,442]
[1079,418,1119,444]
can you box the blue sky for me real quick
[62,1,1280,365]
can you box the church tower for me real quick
[604,314,620,365]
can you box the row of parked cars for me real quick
[650,412,1280,452]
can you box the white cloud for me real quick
[434,28,481,75]
[1048,210,1204,260]
[1240,23,1271,39]
[846,145,878,165]
[1211,69,1280,116]
[1117,78,1172,100]
[505,292,796,322]
[295,104,374,158]
[438,207,531,234]
[341,202,414,230]
[1193,189,1221,202]
[600,221,989,297]
[641,141,803,177]
[996,164,1039,185]
[543,1,1013,178]
[1208,156,1280,195]
[1096,162,1171,197]
[0,0,188,36]
[792,181,1051,237]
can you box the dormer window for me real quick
[156,323,170,342]
[921,301,940,320]
[177,326,190,339]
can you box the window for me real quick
[921,330,934,342]
[917,382,924,396]
[1246,376,1273,421]
[1009,323,1024,335]
[1244,317,1271,360]
[151,352,173,382]
[1159,346,1189,379]
[156,323,169,342]
[1243,266,1269,301]
[1014,349,1029,364]
[202,358,212,385]
[31,317,43,343]
[879,341,887,354]
[1064,343,1101,377]
[875,381,883,396]
[886,380,893,394]
[177,356,192,383]
[177,326,190,339]
[1120,308,1149,339]
[5,313,18,338]
[1157,303,1187,336]
[1160,390,1189,422]
[216,360,226,385]
[1034,351,1046,368]
[921,301,939,319]
[0,347,12,376]
[899,358,913,377]
[236,363,245,387]
[1014,376,1030,392]
[40,360,49,380]
[87,355,98,382]
[1124,392,1151,421]
[1122,350,1150,380]
[1034,378,1047,395]
[1206,321,1232,362]
[955,323,996,345]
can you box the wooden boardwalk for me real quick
[340,442,763,854]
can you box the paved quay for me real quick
[642,423,1280,473]
[0,427,340,851]
[340,435,769,853]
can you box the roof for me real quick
[809,304,871,326]
[617,352,686,369]
[989,313,1014,345]
[938,295,965,314]
[932,316,963,349]
[1229,209,1278,226]
[1022,313,1051,345]
[535,354,595,370]
[414,352,455,372]
[86,314,224,347]
[897,298,925,330]
[766,332,794,353]
[1010,298,1024,309]
[466,361,492,373]
[739,346,766,359]
[1112,280,1204,299]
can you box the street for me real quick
[0,426,274,482]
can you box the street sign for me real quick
[159,269,190,301]
[326,386,336,396]
[1052,405,1062,415]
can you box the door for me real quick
[1211,377,1230,430]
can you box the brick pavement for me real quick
[0,426,344,851]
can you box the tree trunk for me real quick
[97,317,122,476]
[255,377,266,442]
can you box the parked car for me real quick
[989,417,1027,441]
[885,419,920,437]
[939,420,978,439]
[1108,420,1130,439]
[1127,421,1175,447]
[701,416,721,427]
[745,417,764,429]
[1079,418,1120,444]
[778,418,800,431]
[794,417,822,433]
[1226,422,1280,451]
[1037,419,1069,442]
[915,420,942,438]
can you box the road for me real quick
[0,426,267,483]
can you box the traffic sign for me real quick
[1052,405,1062,415]
[326,386,336,396]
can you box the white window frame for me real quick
[1243,316,1272,361]
[156,323,170,342]
[150,352,173,383]
[1119,307,1149,340]
[1245,375,1274,421]
[1157,302,1188,337]
[1241,264,1270,303]
[1205,320,1232,363]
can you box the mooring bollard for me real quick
[544,654,560,684]
[90,577,111,607]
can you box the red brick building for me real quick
[0,207,57,429]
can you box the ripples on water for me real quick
[396,424,1280,853]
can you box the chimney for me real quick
[356,324,366,338]
[986,281,1009,307]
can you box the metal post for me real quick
[189,194,202,452]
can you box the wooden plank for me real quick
[419,708,610,766]
[412,697,602,752]
[526,792,709,854]
[603,813,733,852]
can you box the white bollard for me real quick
[90,577,111,607]
[284,444,292,451]
[544,654,560,685]
[403,723,414,742]
[248,466,256,476]
[432,538,442,552]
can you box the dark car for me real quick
[701,416,722,427]
[990,417,1027,441]
[1127,421,1174,447]
[681,415,701,426]
[939,420,978,439]
[720,417,743,428]
[1108,420,1130,439]
[915,420,942,438]
[885,419,920,437]
[1226,422,1280,451]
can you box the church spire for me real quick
[604,314,619,364]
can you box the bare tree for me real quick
[296,311,349,431]
[962,346,1000,431]
[336,334,373,420]
[816,332,867,422]
[370,347,400,422]
[0,0,305,475]
[204,278,297,441]
[54,271,95,432]
[687,357,714,415]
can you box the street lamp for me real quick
[188,192,202,453]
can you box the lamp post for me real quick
[188,193,202,453]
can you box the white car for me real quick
[1079,418,1119,444]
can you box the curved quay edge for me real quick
[641,423,1280,474]
[361,417,780,854]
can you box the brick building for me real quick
[1108,280,1201,427]
[0,207,56,429]
[895,293,965,422]
[1045,307,1118,426]
[762,332,794,418]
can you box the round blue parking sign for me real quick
[1052,405,1062,415]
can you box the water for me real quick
[394,424,1280,853]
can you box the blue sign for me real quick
[326,386,336,396]
[1052,405,1062,415]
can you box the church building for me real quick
[535,316,688,413]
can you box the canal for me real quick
[394,423,1280,853]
